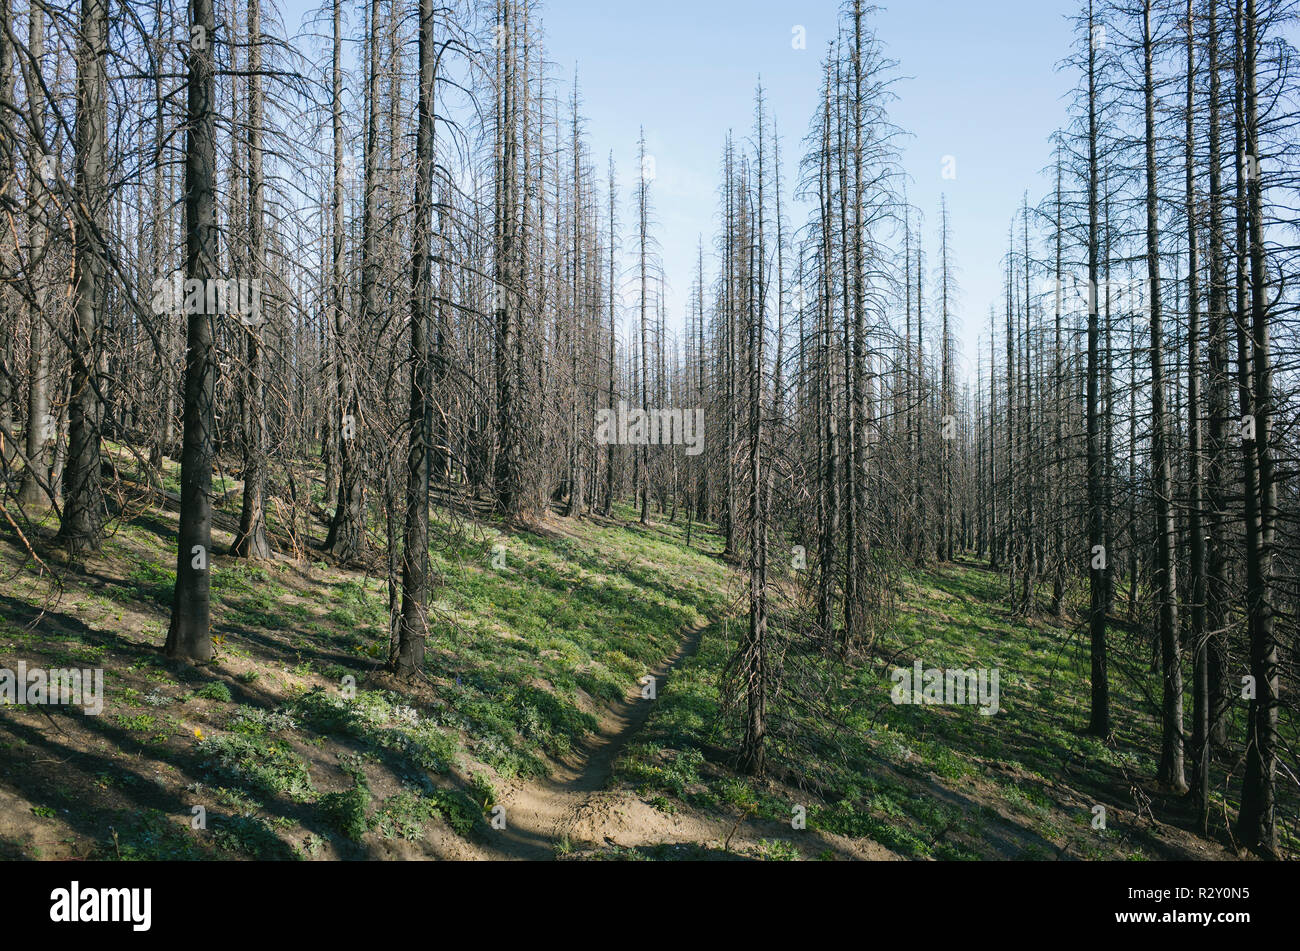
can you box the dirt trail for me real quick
[479,617,711,859]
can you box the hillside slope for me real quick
[0,481,1269,860]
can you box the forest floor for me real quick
[0,448,1287,860]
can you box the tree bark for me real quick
[165,0,219,662]
[56,0,110,557]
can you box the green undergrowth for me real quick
[613,556,1289,860]
[0,487,736,859]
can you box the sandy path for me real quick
[478,617,711,859]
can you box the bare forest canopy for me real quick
[0,0,1297,861]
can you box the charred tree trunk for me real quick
[57,0,109,557]
[165,0,219,661]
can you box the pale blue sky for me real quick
[538,0,1079,376]
[279,0,1081,380]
